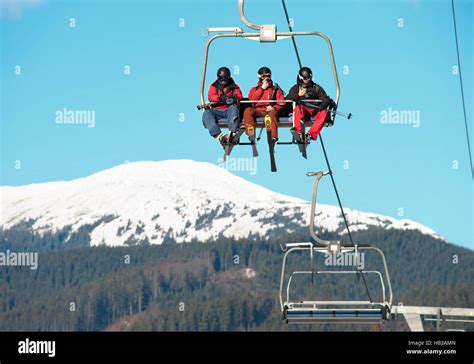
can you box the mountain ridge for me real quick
[1,160,444,246]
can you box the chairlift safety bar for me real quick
[286,270,387,306]
[279,245,393,312]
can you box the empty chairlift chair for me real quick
[279,172,393,324]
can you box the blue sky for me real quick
[1,0,472,248]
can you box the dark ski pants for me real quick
[293,105,329,140]
[243,108,278,139]
[202,105,240,137]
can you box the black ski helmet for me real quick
[298,67,313,82]
[257,66,272,78]
[217,67,231,86]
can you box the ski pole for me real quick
[197,98,239,110]
[197,102,219,110]
[300,99,352,119]
[328,109,352,119]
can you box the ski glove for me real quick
[226,96,237,105]
[219,94,227,105]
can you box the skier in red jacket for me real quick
[286,67,335,142]
[202,67,244,145]
[243,67,285,142]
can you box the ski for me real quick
[264,115,277,172]
[249,137,259,157]
[247,125,259,157]
[267,130,277,172]
[290,127,308,159]
[223,120,244,161]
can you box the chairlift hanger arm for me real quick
[307,171,340,248]
[238,0,260,30]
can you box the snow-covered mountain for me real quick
[0,160,443,246]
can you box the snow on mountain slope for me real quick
[0,160,443,246]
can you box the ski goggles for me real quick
[298,74,312,81]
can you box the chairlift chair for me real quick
[198,0,351,168]
[279,172,393,324]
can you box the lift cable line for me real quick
[280,0,373,304]
[281,0,302,67]
[451,0,473,176]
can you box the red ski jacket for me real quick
[248,80,286,112]
[207,78,243,110]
